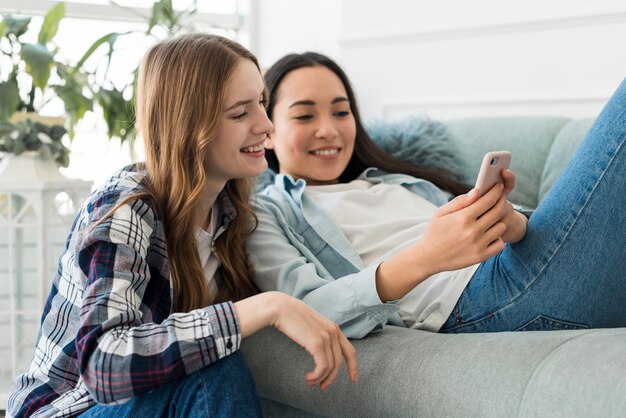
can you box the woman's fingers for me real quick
[502,169,516,196]
[339,334,358,383]
[304,324,358,390]
[464,183,504,219]
[305,341,331,385]
[476,195,508,232]
[320,333,336,385]
[483,221,507,247]
[436,188,480,217]
[320,331,343,391]
[239,293,358,390]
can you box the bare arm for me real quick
[234,291,358,391]
[376,185,508,302]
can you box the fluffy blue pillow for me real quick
[366,116,466,178]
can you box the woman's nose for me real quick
[315,117,338,140]
[255,112,274,136]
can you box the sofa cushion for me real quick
[367,117,467,181]
[242,326,626,417]
[446,117,572,208]
[539,118,593,202]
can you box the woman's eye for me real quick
[294,114,313,121]
[336,110,351,117]
[232,111,248,120]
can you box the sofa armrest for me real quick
[242,326,626,417]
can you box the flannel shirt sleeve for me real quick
[75,198,241,405]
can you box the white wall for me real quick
[256,0,626,121]
[253,0,342,69]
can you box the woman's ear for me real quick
[264,135,274,149]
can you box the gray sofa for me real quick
[242,116,626,417]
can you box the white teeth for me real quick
[241,144,264,153]
[311,149,339,156]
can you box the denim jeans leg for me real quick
[441,78,626,333]
[79,351,262,418]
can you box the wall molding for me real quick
[382,95,609,119]
[340,12,626,47]
[0,0,241,27]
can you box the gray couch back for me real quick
[446,116,593,208]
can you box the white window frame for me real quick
[0,0,244,33]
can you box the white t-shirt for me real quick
[306,180,479,331]
[195,207,222,301]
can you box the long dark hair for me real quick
[264,52,470,195]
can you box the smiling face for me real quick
[265,66,357,185]
[203,59,273,188]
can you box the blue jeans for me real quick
[78,351,262,418]
[441,78,626,333]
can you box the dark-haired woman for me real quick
[247,52,626,338]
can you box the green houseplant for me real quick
[0,1,198,167]
[78,0,199,146]
[0,2,86,166]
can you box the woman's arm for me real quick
[77,197,355,404]
[249,183,510,335]
[234,292,358,391]
[247,198,399,339]
[75,199,243,404]
[376,185,507,301]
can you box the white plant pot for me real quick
[0,151,68,190]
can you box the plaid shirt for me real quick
[8,164,242,418]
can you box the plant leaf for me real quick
[55,88,92,138]
[21,43,55,92]
[40,143,53,160]
[148,0,176,34]
[58,149,70,167]
[75,31,126,71]
[13,137,25,154]
[49,124,67,141]
[53,67,93,138]
[38,2,65,44]
[97,87,134,143]
[3,16,31,37]
[0,80,20,123]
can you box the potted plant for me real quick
[0,0,199,169]
[0,2,91,167]
[77,0,199,147]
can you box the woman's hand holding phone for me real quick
[472,151,527,243]
[422,184,508,272]
[376,151,527,301]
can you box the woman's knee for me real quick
[186,351,262,417]
[187,351,255,388]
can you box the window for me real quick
[1,0,248,187]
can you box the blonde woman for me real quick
[7,35,357,418]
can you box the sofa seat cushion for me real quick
[242,326,626,417]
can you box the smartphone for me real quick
[474,151,512,196]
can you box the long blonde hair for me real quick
[136,33,260,312]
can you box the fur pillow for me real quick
[366,116,466,178]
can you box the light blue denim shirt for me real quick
[247,168,453,339]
